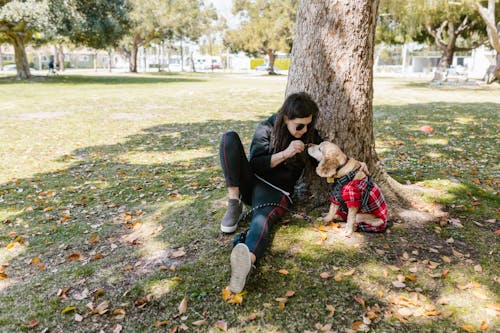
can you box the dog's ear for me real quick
[316,151,339,178]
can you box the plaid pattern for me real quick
[329,176,387,232]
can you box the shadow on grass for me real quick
[0,73,206,85]
[0,105,498,331]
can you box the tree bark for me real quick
[11,33,31,80]
[477,0,500,83]
[129,33,141,73]
[108,49,113,73]
[287,1,438,222]
[58,43,65,72]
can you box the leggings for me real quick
[220,131,290,261]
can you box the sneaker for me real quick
[229,243,251,294]
[220,198,242,233]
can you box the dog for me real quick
[308,142,387,236]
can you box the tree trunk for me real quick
[287,1,438,223]
[108,49,113,73]
[190,51,196,72]
[477,1,500,83]
[439,47,454,70]
[268,51,276,75]
[129,34,140,73]
[433,46,455,81]
[11,34,31,80]
[58,43,65,72]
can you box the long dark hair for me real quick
[271,92,319,153]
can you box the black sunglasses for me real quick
[295,123,312,131]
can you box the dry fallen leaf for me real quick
[171,250,186,258]
[354,296,366,308]
[392,281,406,288]
[178,297,187,315]
[215,320,227,332]
[153,320,169,327]
[192,319,206,326]
[93,301,110,315]
[285,290,295,298]
[278,269,289,275]
[320,272,330,279]
[221,288,232,301]
[460,324,476,333]
[227,293,243,305]
[326,304,335,318]
[67,253,83,261]
[113,324,123,333]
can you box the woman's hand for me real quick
[283,140,305,159]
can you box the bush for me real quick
[250,58,265,69]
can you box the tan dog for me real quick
[308,142,387,236]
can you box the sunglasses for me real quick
[295,123,312,131]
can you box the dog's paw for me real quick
[342,227,354,237]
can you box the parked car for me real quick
[2,64,36,72]
[2,64,17,71]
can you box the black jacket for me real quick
[249,114,320,194]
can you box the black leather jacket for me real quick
[249,113,320,194]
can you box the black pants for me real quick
[220,131,290,261]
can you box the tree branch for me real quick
[455,15,470,35]
[425,19,447,48]
[477,0,500,52]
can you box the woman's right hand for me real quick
[283,140,305,159]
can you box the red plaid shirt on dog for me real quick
[329,178,387,232]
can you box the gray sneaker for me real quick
[229,243,251,293]
[220,198,242,233]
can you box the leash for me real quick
[233,202,316,247]
[238,202,314,223]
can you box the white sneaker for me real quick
[229,243,251,293]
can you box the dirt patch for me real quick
[18,112,72,120]
[109,113,159,120]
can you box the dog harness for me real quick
[329,169,387,232]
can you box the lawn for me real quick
[0,72,498,332]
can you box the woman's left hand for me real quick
[359,162,370,175]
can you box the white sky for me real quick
[205,0,239,28]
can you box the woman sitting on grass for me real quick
[219,92,319,293]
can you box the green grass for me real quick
[0,73,498,332]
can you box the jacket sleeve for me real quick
[249,120,273,173]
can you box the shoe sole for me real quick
[220,223,238,233]
[229,243,251,294]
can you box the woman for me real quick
[219,92,320,293]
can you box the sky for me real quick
[205,0,239,28]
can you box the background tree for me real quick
[49,0,130,72]
[288,1,432,221]
[172,0,218,72]
[378,0,487,80]
[121,0,175,73]
[0,0,51,79]
[477,0,500,83]
[225,0,297,74]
